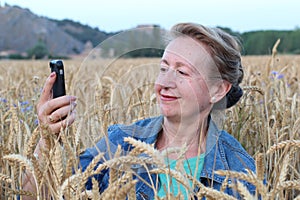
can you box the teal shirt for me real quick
[158,154,205,199]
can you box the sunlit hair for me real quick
[170,23,244,109]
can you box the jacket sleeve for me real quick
[220,133,258,197]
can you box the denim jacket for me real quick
[79,116,256,199]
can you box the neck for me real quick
[157,115,209,159]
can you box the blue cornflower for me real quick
[0,98,8,103]
[277,74,284,79]
[270,71,284,80]
[20,101,29,106]
[34,118,39,125]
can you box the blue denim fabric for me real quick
[79,116,256,199]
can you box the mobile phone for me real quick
[49,60,66,98]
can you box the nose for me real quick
[155,69,176,88]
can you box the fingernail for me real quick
[50,72,56,77]
[69,96,77,101]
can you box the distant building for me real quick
[0,50,18,57]
[136,24,160,29]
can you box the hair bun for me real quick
[226,85,243,108]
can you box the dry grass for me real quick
[0,50,299,199]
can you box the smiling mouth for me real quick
[160,94,179,101]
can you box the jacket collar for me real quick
[122,115,228,183]
[146,115,228,184]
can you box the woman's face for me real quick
[155,36,219,120]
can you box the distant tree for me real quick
[284,30,300,54]
[27,40,49,59]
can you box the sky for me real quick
[2,0,300,33]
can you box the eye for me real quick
[160,65,168,73]
[176,69,189,76]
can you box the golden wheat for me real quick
[0,53,299,199]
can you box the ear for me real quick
[210,80,232,103]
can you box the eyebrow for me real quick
[160,59,188,68]
[161,59,203,76]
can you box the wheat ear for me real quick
[80,152,104,191]
[255,153,265,181]
[58,173,82,199]
[0,173,12,184]
[193,180,237,200]
[92,177,101,199]
[236,181,256,200]
[109,145,122,185]
[150,168,190,191]
[52,145,64,186]
[25,127,40,158]
[216,169,267,198]
[276,180,300,193]
[3,154,40,200]
[116,179,138,199]
[242,86,265,95]
[124,137,164,166]
[6,188,35,197]
[98,155,156,172]
[266,140,300,155]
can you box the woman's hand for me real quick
[37,72,77,133]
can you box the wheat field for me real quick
[0,52,299,199]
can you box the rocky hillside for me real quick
[0,5,85,56]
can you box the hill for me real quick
[0,4,164,59]
[1,4,299,58]
[50,19,115,48]
[0,5,85,57]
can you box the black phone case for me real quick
[50,60,66,98]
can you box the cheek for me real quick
[186,81,211,101]
[154,84,161,94]
[154,84,162,102]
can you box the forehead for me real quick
[163,36,215,72]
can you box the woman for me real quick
[24,23,256,199]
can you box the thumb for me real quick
[39,72,56,104]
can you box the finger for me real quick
[48,100,77,123]
[43,95,77,117]
[49,110,76,133]
[38,72,56,107]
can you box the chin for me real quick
[159,105,180,119]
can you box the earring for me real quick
[211,96,216,103]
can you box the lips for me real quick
[160,93,179,101]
